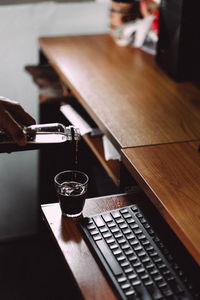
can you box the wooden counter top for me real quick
[122,141,200,265]
[39,34,200,150]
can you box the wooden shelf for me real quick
[58,102,120,187]
[83,134,120,187]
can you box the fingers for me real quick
[6,101,36,126]
[0,109,27,146]
[0,97,35,146]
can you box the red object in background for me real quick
[152,9,159,35]
[140,0,160,36]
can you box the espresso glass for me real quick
[54,170,89,218]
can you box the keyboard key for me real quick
[145,245,154,251]
[144,223,151,230]
[99,226,108,233]
[119,223,128,229]
[141,239,150,246]
[146,262,155,270]
[87,224,96,230]
[102,232,112,238]
[157,281,167,289]
[150,251,159,258]
[142,257,150,264]
[123,212,132,219]
[154,275,163,282]
[144,279,154,286]
[146,283,163,299]
[128,254,138,262]
[109,243,119,250]
[102,214,113,222]
[110,227,119,233]
[141,273,150,281]
[131,279,142,286]
[129,239,139,246]
[126,218,135,224]
[134,228,143,235]
[120,208,129,214]
[133,261,142,268]
[121,260,130,268]
[90,228,99,235]
[138,234,147,240]
[124,266,134,274]
[106,237,115,244]
[93,215,105,227]
[121,243,130,250]
[93,234,102,241]
[126,233,135,240]
[120,242,130,250]
[161,286,174,297]
[165,273,175,282]
[96,239,123,276]
[153,256,162,264]
[84,217,93,224]
[157,241,165,249]
[131,205,138,212]
[136,266,146,274]
[122,228,132,235]
[114,232,123,239]
[134,285,152,300]
[121,282,131,290]
[130,223,139,229]
[136,213,143,219]
[124,248,134,256]
[117,237,127,244]
[134,245,143,251]
[140,251,148,259]
[140,217,147,224]
[117,254,126,262]
[113,248,122,256]
[117,274,126,283]
[107,221,116,228]
[125,288,136,297]
[128,273,137,280]
[111,211,121,219]
[147,228,155,236]
[115,218,124,224]
[157,262,167,270]
[153,236,160,243]
[150,269,159,276]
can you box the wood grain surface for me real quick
[39,34,200,150]
[122,141,200,265]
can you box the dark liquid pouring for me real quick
[74,139,79,179]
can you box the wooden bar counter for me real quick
[39,34,200,151]
[122,141,200,265]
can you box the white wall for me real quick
[0,1,110,119]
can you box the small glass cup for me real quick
[54,170,89,218]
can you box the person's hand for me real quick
[0,96,36,146]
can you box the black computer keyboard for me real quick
[79,204,200,300]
